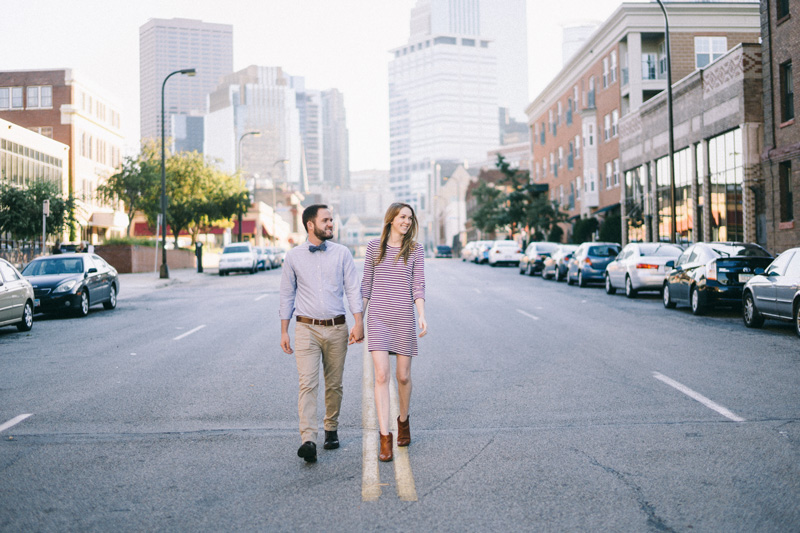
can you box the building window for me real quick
[566,99,573,125]
[0,88,8,109]
[778,0,790,19]
[642,53,657,80]
[462,38,475,46]
[587,124,594,146]
[610,51,617,84]
[605,161,613,189]
[11,87,23,109]
[781,61,794,122]
[434,36,457,45]
[575,134,581,159]
[602,57,609,88]
[612,109,619,137]
[613,158,620,186]
[557,101,562,125]
[695,36,727,69]
[25,86,52,109]
[558,146,564,168]
[568,142,574,170]
[780,161,793,222]
[603,114,611,141]
[658,42,668,78]
[573,86,579,111]
[708,128,744,241]
[540,121,546,145]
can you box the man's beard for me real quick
[312,224,332,241]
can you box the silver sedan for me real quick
[604,242,682,298]
[0,258,34,332]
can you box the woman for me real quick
[361,203,427,462]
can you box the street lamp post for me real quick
[237,131,262,242]
[270,159,289,246]
[656,0,677,244]
[160,67,196,279]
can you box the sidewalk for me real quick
[118,268,215,294]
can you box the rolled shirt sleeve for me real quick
[411,243,425,301]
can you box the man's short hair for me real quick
[302,204,329,233]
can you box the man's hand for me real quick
[348,323,364,345]
[281,331,293,354]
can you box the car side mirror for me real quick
[88,267,98,274]
[754,267,765,275]
[665,260,675,268]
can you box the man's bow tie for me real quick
[309,242,327,253]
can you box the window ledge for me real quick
[777,14,791,26]
[780,119,795,128]
[779,221,794,230]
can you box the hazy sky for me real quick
[1,0,639,170]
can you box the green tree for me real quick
[0,180,75,244]
[471,181,506,235]
[96,145,160,237]
[572,217,599,244]
[599,214,622,243]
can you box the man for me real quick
[280,204,364,463]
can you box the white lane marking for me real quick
[0,414,33,433]
[516,309,540,321]
[173,325,206,341]
[653,372,746,422]
[254,294,269,302]
[390,371,418,501]
[362,337,381,501]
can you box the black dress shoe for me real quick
[297,441,317,463]
[324,430,339,450]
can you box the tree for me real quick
[0,180,75,244]
[471,181,506,235]
[599,214,622,243]
[96,144,160,237]
[572,217,599,244]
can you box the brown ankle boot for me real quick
[379,432,393,462]
[397,415,410,447]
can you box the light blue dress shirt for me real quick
[279,240,363,321]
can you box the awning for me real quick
[593,202,621,215]
[88,210,129,229]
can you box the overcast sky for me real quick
[1,0,639,170]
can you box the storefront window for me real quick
[708,128,743,242]
[625,166,646,242]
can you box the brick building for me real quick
[761,0,799,253]
[0,69,127,243]
[525,2,761,242]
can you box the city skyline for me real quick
[0,0,639,171]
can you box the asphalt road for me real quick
[0,259,798,532]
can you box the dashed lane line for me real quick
[0,414,33,433]
[516,309,540,321]
[173,325,206,341]
[653,371,746,422]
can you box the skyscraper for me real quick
[322,89,350,189]
[139,18,233,150]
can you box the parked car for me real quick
[435,245,453,258]
[488,240,522,267]
[604,242,683,298]
[461,241,478,262]
[542,245,578,281]
[662,242,773,315]
[270,247,286,267]
[255,247,272,271]
[567,242,621,287]
[742,247,800,336]
[219,243,258,276]
[471,240,494,264]
[0,258,34,332]
[21,253,119,317]
[519,242,560,276]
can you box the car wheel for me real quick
[625,276,637,299]
[742,291,764,328]
[526,263,533,276]
[103,285,117,310]
[578,270,586,287]
[795,301,800,338]
[605,274,616,295]
[519,263,525,275]
[76,291,90,317]
[663,283,676,309]
[690,286,706,316]
[251,264,257,274]
[219,270,225,276]
[555,268,563,282]
[17,301,33,332]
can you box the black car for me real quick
[21,253,119,317]
[662,242,773,315]
[435,245,452,258]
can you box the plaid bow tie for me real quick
[309,242,327,253]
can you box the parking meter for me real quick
[195,242,203,273]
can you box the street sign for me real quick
[43,199,50,216]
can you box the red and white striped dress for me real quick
[361,240,426,357]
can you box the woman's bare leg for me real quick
[396,354,412,422]
[371,350,391,434]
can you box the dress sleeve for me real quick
[361,240,375,300]
[411,244,425,301]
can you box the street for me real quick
[1,258,799,532]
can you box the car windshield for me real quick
[23,257,84,276]
[708,244,772,258]
[223,245,251,254]
[638,243,682,257]
[537,243,559,252]
[496,242,518,247]
[588,245,619,257]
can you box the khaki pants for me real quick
[294,322,349,443]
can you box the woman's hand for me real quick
[418,316,427,337]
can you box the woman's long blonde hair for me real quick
[375,202,418,265]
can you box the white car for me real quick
[487,240,522,267]
[219,243,258,276]
[604,242,683,298]
[0,258,34,332]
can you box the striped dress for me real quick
[361,239,426,357]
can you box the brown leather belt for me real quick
[296,315,346,326]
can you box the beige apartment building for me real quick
[525,1,761,242]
